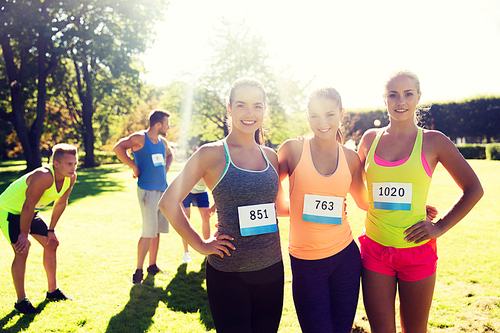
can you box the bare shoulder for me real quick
[126,131,146,141]
[422,129,458,160]
[358,128,383,160]
[360,128,382,146]
[261,145,278,164]
[278,138,303,156]
[160,136,169,146]
[342,144,362,171]
[186,141,226,187]
[342,144,361,162]
[26,167,53,189]
[115,131,146,150]
[422,129,455,150]
[422,129,452,144]
[192,141,225,165]
[160,137,173,154]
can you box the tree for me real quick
[0,0,168,168]
[0,0,65,170]
[57,0,168,167]
[193,19,308,151]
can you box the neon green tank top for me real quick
[365,128,432,248]
[0,164,71,214]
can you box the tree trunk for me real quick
[81,64,96,168]
[0,33,41,171]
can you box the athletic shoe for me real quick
[147,264,164,275]
[15,298,39,314]
[182,252,192,264]
[132,269,143,284]
[46,288,73,301]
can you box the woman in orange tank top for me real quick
[277,87,368,333]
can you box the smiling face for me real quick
[384,75,422,123]
[227,85,266,136]
[307,97,344,140]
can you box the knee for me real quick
[45,239,59,252]
[14,248,30,261]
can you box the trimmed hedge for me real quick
[457,144,500,160]
[457,145,486,159]
[486,144,500,160]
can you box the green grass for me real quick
[0,160,499,332]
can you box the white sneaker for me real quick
[182,252,192,264]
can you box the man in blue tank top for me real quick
[114,109,173,284]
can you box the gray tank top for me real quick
[207,140,282,272]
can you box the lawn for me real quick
[0,159,498,332]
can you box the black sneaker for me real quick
[132,269,143,284]
[147,264,164,276]
[15,298,39,314]
[46,288,72,301]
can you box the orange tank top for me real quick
[288,138,353,260]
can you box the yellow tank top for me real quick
[365,128,432,248]
[0,164,71,214]
[289,138,353,260]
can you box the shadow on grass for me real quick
[67,167,125,203]
[105,274,164,333]
[163,260,214,330]
[0,300,49,333]
[106,260,213,332]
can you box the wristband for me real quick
[48,229,55,232]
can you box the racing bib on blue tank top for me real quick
[151,153,165,167]
[372,182,412,211]
[302,194,343,225]
[238,203,278,236]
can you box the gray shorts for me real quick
[137,187,169,238]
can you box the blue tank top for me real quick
[208,140,282,272]
[132,131,167,191]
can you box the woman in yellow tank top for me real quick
[278,87,368,332]
[357,70,483,333]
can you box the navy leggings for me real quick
[290,240,362,333]
[206,260,284,333]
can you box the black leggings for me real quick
[291,241,362,333]
[206,260,284,333]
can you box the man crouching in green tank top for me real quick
[0,144,78,314]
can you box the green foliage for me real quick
[342,96,500,146]
[0,0,168,167]
[344,109,388,143]
[457,145,486,159]
[195,19,309,149]
[420,96,500,143]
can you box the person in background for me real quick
[0,144,78,314]
[114,109,174,284]
[180,178,214,263]
[357,70,483,333]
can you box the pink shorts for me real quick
[358,234,438,282]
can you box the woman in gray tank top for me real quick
[159,77,286,333]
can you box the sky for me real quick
[140,0,500,110]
